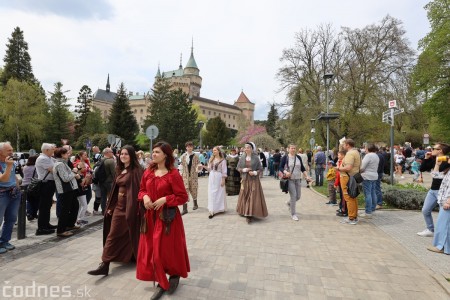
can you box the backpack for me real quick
[346,173,361,198]
[92,159,107,184]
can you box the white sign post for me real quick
[145,125,159,152]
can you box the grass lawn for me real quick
[311,184,394,209]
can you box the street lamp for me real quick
[323,73,334,165]
[198,121,204,149]
[310,118,316,177]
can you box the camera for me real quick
[437,156,449,162]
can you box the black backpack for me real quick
[92,159,107,184]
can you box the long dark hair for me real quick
[26,155,39,166]
[149,141,175,171]
[116,145,140,173]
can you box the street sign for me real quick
[423,133,430,145]
[382,110,393,125]
[309,138,315,146]
[145,125,159,140]
[115,138,122,148]
[393,108,404,116]
[107,134,116,144]
[29,149,36,156]
[388,100,397,108]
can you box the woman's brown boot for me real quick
[87,262,109,276]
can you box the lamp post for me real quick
[198,121,204,149]
[310,119,316,177]
[323,73,334,165]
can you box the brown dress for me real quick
[236,159,268,218]
[102,170,134,262]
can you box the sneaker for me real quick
[0,247,6,254]
[292,215,299,221]
[426,246,444,254]
[0,242,15,251]
[340,217,350,224]
[376,205,382,210]
[348,219,358,225]
[93,210,102,216]
[85,211,92,216]
[359,213,372,219]
[336,211,348,217]
[417,229,434,237]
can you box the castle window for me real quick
[202,110,205,114]
[228,115,230,119]
[228,123,231,127]
[134,109,137,113]
[233,116,235,120]
[214,112,216,116]
[233,124,235,128]
[208,111,211,115]
[141,109,143,113]
[218,113,221,117]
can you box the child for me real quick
[335,150,347,216]
[411,158,421,182]
[325,161,337,205]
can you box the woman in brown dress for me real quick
[236,142,268,224]
[87,145,143,276]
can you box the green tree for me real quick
[412,0,450,132]
[142,77,172,131]
[266,103,279,138]
[0,27,36,86]
[108,82,139,146]
[203,116,231,147]
[84,106,106,135]
[46,82,72,144]
[0,79,46,150]
[74,85,93,139]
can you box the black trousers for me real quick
[37,180,56,229]
[57,190,79,233]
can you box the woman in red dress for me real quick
[136,141,190,300]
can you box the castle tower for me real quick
[234,91,255,125]
[183,39,202,97]
[106,73,110,92]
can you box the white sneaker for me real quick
[292,215,299,221]
[417,229,434,237]
[359,213,373,219]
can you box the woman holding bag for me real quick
[236,142,268,224]
[279,144,311,221]
[136,141,190,300]
[53,148,81,237]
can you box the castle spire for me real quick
[106,73,110,92]
[185,37,198,69]
[155,63,161,78]
[179,53,183,69]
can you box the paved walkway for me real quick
[0,175,449,299]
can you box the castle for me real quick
[92,44,255,131]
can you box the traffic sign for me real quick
[388,100,397,108]
[392,108,404,116]
[107,134,116,144]
[146,125,159,140]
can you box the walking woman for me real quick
[279,144,312,221]
[427,156,450,254]
[236,142,268,224]
[225,148,241,196]
[136,142,190,300]
[87,145,142,276]
[206,146,227,218]
[53,148,81,237]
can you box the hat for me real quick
[328,161,336,166]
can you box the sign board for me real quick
[115,138,122,149]
[86,139,92,149]
[29,149,36,156]
[107,134,116,144]
[392,108,404,116]
[146,125,159,140]
[423,133,430,145]
[309,138,315,146]
[388,100,397,108]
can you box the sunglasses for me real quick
[432,147,441,151]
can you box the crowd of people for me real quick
[0,138,448,299]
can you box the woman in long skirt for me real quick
[236,142,268,224]
[226,148,241,196]
[206,146,227,218]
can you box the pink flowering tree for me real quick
[238,125,267,144]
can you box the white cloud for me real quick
[0,0,429,120]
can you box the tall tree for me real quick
[0,27,36,86]
[74,85,93,139]
[0,79,47,150]
[46,82,72,144]
[85,106,106,135]
[142,77,172,131]
[203,116,231,147]
[412,0,450,132]
[266,103,279,138]
[109,82,139,146]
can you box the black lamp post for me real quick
[198,121,204,149]
[323,73,334,165]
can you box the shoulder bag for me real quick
[27,170,50,197]
[280,155,296,193]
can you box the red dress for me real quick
[136,168,190,290]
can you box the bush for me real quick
[382,184,428,210]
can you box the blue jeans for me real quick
[362,180,377,214]
[375,173,383,206]
[0,187,21,243]
[422,189,439,232]
[315,166,325,186]
[288,179,302,216]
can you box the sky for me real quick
[0,0,431,120]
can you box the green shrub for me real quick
[382,187,427,210]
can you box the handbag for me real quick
[280,155,297,193]
[27,170,50,197]
[159,206,177,235]
[56,171,74,194]
[353,172,364,184]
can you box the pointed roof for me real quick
[235,91,252,103]
[106,73,110,92]
[155,64,161,78]
[185,39,198,69]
